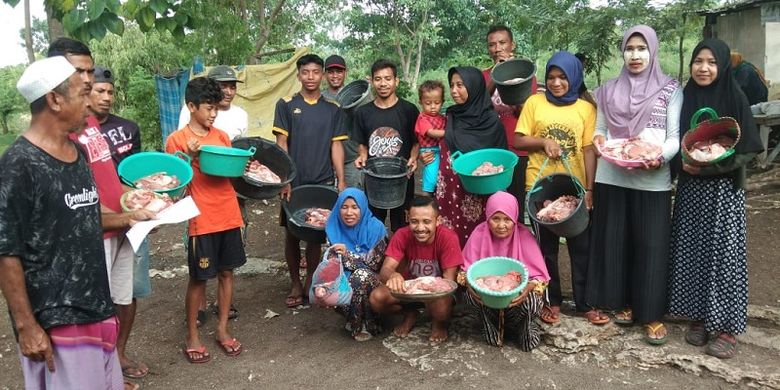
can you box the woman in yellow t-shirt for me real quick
[514,51,608,326]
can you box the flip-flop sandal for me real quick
[706,333,737,359]
[540,305,560,324]
[644,322,668,345]
[183,345,211,364]
[614,308,634,326]
[685,322,709,346]
[124,381,140,390]
[121,360,149,379]
[580,310,610,325]
[213,304,239,320]
[285,295,304,308]
[218,338,243,357]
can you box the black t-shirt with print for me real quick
[353,98,419,160]
[100,113,141,165]
[272,94,347,187]
[0,137,114,332]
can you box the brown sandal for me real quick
[706,333,737,359]
[579,310,610,325]
[540,305,560,324]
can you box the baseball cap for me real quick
[207,65,243,83]
[94,66,114,85]
[324,55,346,70]
[16,56,76,103]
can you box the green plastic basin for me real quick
[198,145,256,177]
[451,148,518,195]
[466,256,528,309]
[117,151,193,197]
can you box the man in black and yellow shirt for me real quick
[273,54,347,308]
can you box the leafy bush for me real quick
[120,67,163,151]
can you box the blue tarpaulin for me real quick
[155,69,190,145]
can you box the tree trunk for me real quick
[1,115,9,135]
[410,11,427,89]
[23,0,35,63]
[678,14,686,83]
[45,3,64,41]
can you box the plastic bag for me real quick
[308,249,353,307]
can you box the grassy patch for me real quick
[0,132,19,155]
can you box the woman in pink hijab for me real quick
[461,191,549,351]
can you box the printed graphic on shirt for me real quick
[64,186,100,210]
[103,125,133,154]
[78,125,112,163]
[540,124,578,158]
[369,126,403,157]
[408,258,442,278]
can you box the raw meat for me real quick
[304,208,331,227]
[536,195,579,223]
[245,160,281,183]
[134,172,180,191]
[474,270,524,292]
[123,189,174,213]
[688,136,733,162]
[600,139,662,162]
[471,161,504,176]
[403,276,455,294]
[502,77,527,85]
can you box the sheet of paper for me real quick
[126,196,200,251]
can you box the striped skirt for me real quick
[465,291,544,351]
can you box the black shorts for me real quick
[187,228,247,280]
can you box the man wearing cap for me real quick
[323,54,364,189]
[322,55,347,101]
[48,38,153,389]
[178,65,249,141]
[0,56,123,389]
[89,65,151,380]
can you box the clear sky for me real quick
[0,0,46,67]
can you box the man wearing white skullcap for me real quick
[0,56,126,389]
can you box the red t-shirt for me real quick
[385,225,464,279]
[69,116,124,239]
[165,125,243,236]
[414,112,446,148]
[482,68,537,157]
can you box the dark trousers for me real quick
[532,219,591,312]
[370,175,415,232]
[507,156,529,216]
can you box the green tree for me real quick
[0,66,26,134]
[18,17,50,58]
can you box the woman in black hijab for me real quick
[434,66,507,246]
[668,38,763,359]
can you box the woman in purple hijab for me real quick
[587,25,682,345]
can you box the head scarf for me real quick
[461,192,550,282]
[595,25,674,139]
[544,51,584,106]
[325,188,387,254]
[680,39,763,157]
[444,66,508,154]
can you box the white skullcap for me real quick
[16,56,76,103]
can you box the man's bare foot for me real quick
[429,321,448,343]
[393,311,418,338]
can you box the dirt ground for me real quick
[1,171,780,389]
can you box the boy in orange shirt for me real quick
[165,77,246,363]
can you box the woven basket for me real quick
[681,107,741,166]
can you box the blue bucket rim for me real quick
[466,256,528,298]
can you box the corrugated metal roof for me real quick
[697,0,778,16]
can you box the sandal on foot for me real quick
[579,310,610,325]
[285,295,304,308]
[685,322,709,346]
[540,305,560,324]
[218,338,242,357]
[644,322,668,345]
[183,345,211,364]
[121,360,149,379]
[213,304,239,320]
[614,308,634,326]
[706,333,737,359]
[353,326,372,342]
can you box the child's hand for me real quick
[420,151,435,165]
[186,138,201,157]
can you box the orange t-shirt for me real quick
[165,125,243,236]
